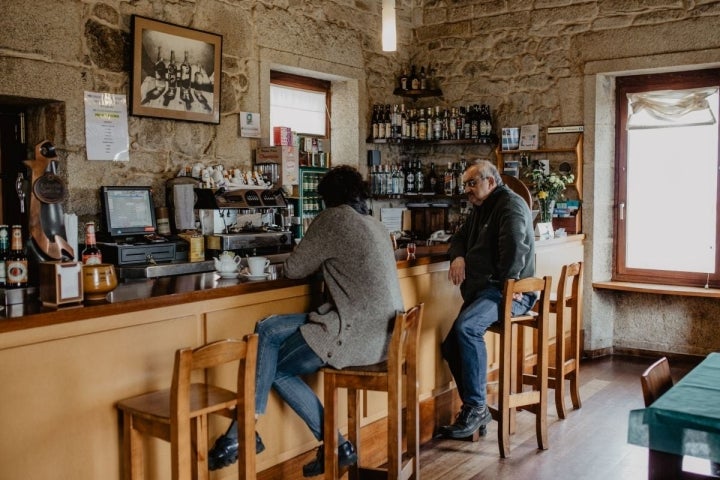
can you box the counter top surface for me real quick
[0,234,583,334]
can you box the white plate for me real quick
[217,271,240,279]
[242,273,269,281]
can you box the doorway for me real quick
[0,108,27,227]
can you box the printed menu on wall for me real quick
[83,91,130,161]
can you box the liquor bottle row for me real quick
[397,64,440,92]
[0,222,103,289]
[371,103,494,142]
[369,159,468,197]
[0,224,29,288]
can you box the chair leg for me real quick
[347,389,361,480]
[122,413,144,480]
[497,320,513,458]
[192,416,208,480]
[323,374,340,480]
[537,310,549,451]
[406,371,420,479]
[389,377,402,479]
[569,367,582,410]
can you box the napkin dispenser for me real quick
[38,261,83,307]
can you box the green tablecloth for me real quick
[628,352,720,462]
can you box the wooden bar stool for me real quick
[487,276,551,458]
[117,336,258,480]
[322,304,424,480]
[549,261,583,419]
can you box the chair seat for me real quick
[118,384,238,421]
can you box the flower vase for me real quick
[535,199,555,239]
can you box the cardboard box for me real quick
[273,126,293,146]
[256,146,299,187]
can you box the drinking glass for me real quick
[406,242,417,259]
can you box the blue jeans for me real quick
[441,286,536,408]
[253,313,328,441]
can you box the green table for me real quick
[628,352,720,479]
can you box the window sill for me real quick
[593,281,720,298]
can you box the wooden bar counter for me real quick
[0,235,583,480]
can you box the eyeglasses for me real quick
[462,177,486,189]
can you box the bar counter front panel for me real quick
[0,235,583,480]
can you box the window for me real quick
[270,71,330,144]
[614,69,720,287]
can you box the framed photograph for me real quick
[130,15,222,124]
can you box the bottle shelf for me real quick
[366,136,497,146]
[393,88,443,99]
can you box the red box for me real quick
[273,126,293,146]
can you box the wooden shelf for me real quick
[366,137,495,146]
[494,133,583,200]
[392,88,443,99]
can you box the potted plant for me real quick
[525,166,574,238]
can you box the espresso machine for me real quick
[194,187,293,259]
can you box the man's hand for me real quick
[448,257,466,286]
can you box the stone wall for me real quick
[3,0,720,356]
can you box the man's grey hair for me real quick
[468,159,502,184]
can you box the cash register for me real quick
[97,186,213,278]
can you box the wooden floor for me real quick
[418,354,715,480]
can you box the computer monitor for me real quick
[100,186,157,240]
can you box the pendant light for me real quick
[382,0,397,52]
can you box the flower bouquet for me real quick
[525,167,575,230]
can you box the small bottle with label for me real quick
[0,225,9,287]
[6,225,28,288]
[81,222,103,265]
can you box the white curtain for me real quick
[627,87,718,129]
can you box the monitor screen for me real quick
[100,186,157,239]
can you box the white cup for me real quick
[248,256,270,276]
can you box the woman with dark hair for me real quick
[209,165,404,478]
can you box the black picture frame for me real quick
[130,15,222,124]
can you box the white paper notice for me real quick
[240,112,261,138]
[381,208,405,232]
[84,91,130,161]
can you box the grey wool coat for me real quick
[283,204,405,369]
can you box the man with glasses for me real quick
[438,160,536,439]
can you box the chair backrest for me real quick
[640,356,673,407]
[501,174,533,210]
[387,304,424,380]
[501,276,552,322]
[557,261,583,307]
[170,335,258,480]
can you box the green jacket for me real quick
[448,184,535,303]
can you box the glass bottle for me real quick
[428,162,439,194]
[415,160,425,193]
[384,105,393,140]
[405,160,416,194]
[410,65,420,90]
[432,106,442,141]
[417,108,427,141]
[166,50,177,91]
[444,162,455,196]
[6,225,28,288]
[154,46,166,90]
[0,225,9,287]
[399,66,409,91]
[372,104,380,140]
[419,66,427,90]
[81,221,103,265]
[180,51,192,100]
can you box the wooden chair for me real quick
[641,356,673,407]
[549,261,583,418]
[488,276,551,458]
[518,262,583,419]
[322,304,424,480]
[117,336,258,480]
[501,174,533,210]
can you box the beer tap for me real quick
[15,173,26,213]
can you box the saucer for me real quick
[241,273,269,281]
[217,271,240,279]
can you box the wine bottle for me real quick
[81,221,103,265]
[0,225,9,287]
[154,46,166,90]
[180,51,192,100]
[384,105,392,140]
[415,160,425,193]
[6,224,28,288]
[428,162,439,194]
[410,65,420,90]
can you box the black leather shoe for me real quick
[208,430,265,471]
[437,404,492,439]
[302,441,358,477]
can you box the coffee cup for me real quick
[247,256,270,276]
